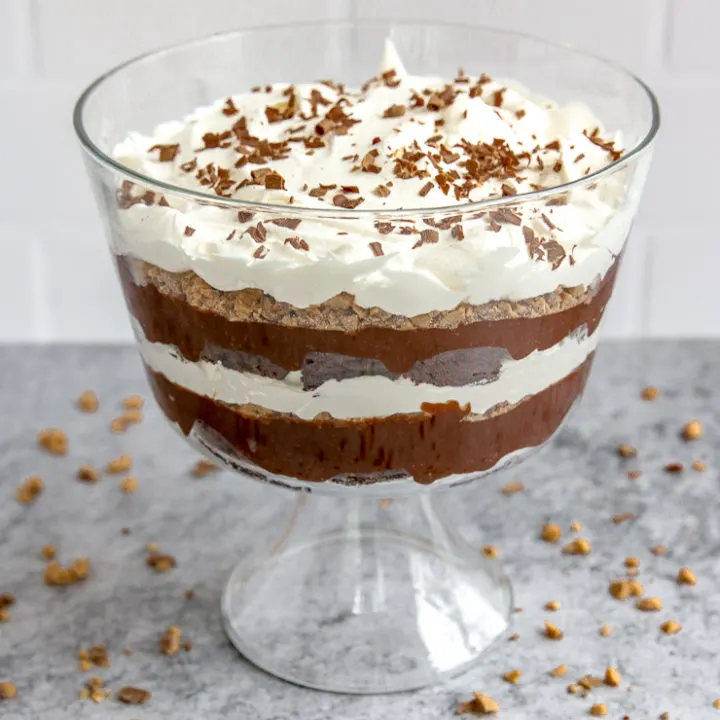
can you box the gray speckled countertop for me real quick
[1,341,719,719]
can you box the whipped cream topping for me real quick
[135,322,599,421]
[112,41,640,316]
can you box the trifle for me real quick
[76,22,658,693]
[103,40,635,487]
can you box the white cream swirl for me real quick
[111,41,640,316]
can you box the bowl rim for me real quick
[73,18,661,217]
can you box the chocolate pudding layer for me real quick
[146,354,593,484]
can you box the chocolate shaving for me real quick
[284,236,310,251]
[332,194,364,209]
[200,131,232,150]
[375,221,395,235]
[418,181,434,197]
[246,222,267,244]
[515,108,526,119]
[361,150,382,174]
[222,98,238,116]
[342,185,360,194]
[523,226,544,260]
[383,104,406,118]
[253,246,269,259]
[545,140,561,152]
[492,88,506,107]
[501,183,517,196]
[149,144,180,162]
[269,218,301,230]
[488,208,522,226]
[373,185,391,198]
[452,224,465,241]
[543,239,566,269]
[369,241,384,257]
[413,228,439,249]
[184,226,195,237]
[180,158,197,173]
[264,171,286,190]
[237,211,255,223]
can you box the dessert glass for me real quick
[74,21,659,693]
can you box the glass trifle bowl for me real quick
[74,20,659,694]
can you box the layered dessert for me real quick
[111,41,631,485]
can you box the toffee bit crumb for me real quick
[0,593,16,610]
[551,664,568,678]
[44,558,90,586]
[160,625,182,656]
[369,241,384,257]
[627,470,642,480]
[183,641,194,652]
[16,476,44,505]
[502,480,525,495]
[617,443,637,458]
[545,600,560,612]
[629,580,645,596]
[609,580,632,600]
[147,551,176,574]
[0,682,17,700]
[78,390,99,413]
[544,621,563,640]
[116,410,144,428]
[503,669,522,684]
[418,181,434,197]
[641,386,659,401]
[665,463,684,474]
[541,522,562,543]
[682,420,703,441]
[78,649,92,672]
[600,624,612,637]
[651,544,667,556]
[106,454,132,474]
[508,633,519,642]
[590,704,608,717]
[661,620,682,635]
[713,700,720,710]
[111,417,128,433]
[613,512,635,524]
[636,597,663,612]
[579,675,604,690]
[192,459,218,478]
[88,645,109,668]
[77,464,100,483]
[625,556,640,569]
[604,667,621,687]
[117,686,152,705]
[456,692,499,715]
[677,567,697,586]
[122,395,144,410]
[570,520,583,533]
[0,608,10,623]
[42,544,56,561]
[120,477,138,493]
[120,527,131,536]
[38,428,68,456]
[568,684,581,695]
[185,589,195,600]
[692,460,707,472]
[481,545,499,559]
[563,538,592,555]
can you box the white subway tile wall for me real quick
[0,0,712,341]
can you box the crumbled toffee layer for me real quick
[130,256,600,329]
[145,355,594,485]
[119,256,618,375]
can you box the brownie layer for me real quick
[145,354,593,485]
[119,257,617,375]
